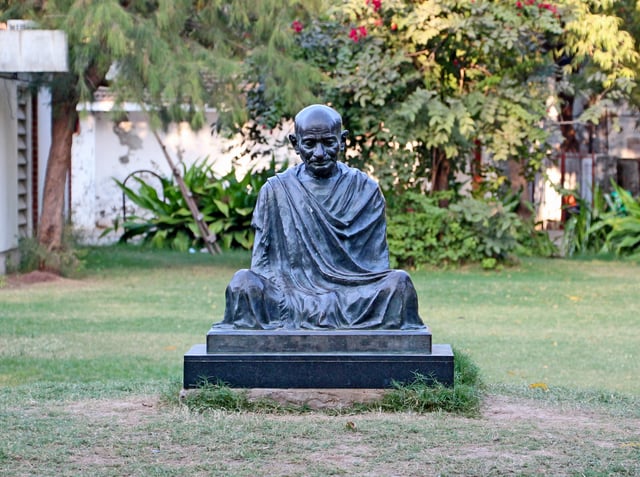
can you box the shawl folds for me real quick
[219,162,425,330]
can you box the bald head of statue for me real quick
[288,104,349,179]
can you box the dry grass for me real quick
[1,390,638,476]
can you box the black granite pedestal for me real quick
[183,328,454,389]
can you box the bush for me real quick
[561,186,611,257]
[560,182,639,259]
[113,158,284,251]
[16,228,86,277]
[386,192,530,268]
[602,183,640,258]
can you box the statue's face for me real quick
[295,123,342,179]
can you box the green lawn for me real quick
[1,246,638,394]
[1,246,639,477]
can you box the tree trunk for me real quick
[507,159,532,219]
[37,91,78,254]
[431,148,451,207]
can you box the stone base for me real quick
[183,340,454,389]
[181,387,388,410]
[206,328,433,353]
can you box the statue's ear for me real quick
[340,130,349,151]
[288,134,299,153]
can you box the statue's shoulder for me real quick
[338,162,379,189]
[259,166,294,195]
[267,164,299,184]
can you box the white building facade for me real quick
[0,24,67,274]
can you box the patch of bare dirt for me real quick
[483,394,585,424]
[3,270,73,288]
[55,393,639,476]
[64,396,160,427]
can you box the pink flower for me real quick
[291,20,303,33]
[349,26,367,42]
[516,1,523,8]
[367,0,382,12]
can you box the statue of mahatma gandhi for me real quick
[215,104,425,330]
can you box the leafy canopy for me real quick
[0,0,325,129]
[287,0,638,194]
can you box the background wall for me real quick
[71,110,297,244]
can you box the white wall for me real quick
[36,87,52,216]
[71,110,297,244]
[0,79,18,273]
[608,106,640,159]
[0,30,67,72]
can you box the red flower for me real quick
[516,1,523,8]
[349,26,367,42]
[291,20,303,33]
[367,0,382,12]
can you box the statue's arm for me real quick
[250,183,271,272]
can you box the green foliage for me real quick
[560,182,640,259]
[450,198,521,260]
[377,349,482,416]
[602,183,640,258]
[181,381,253,413]
[562,186,612,257]
[386,192,525,268]
[291,0,566,193]
[0,0,325,130]
[16,230,85,278]
[114,159,283,251]
[283,0,639,201]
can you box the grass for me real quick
[4,246,637,394]
[1,245,639,476]
[416,257,640,394]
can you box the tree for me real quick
[0,0,323,262]
[289,0,562,196]
[553,0,638,153]
[289,0,638,199]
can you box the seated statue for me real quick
[215,104,425,330]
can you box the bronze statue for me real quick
[215,104,425,330]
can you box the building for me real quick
[0,22,68,274]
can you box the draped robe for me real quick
[216,162,425,330]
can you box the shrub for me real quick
[16,228,86,278]
[561,186,611,257]
[560,183,640,259]
[602,183,640,258]
[386,192,526,268]
[114,158,283,251]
